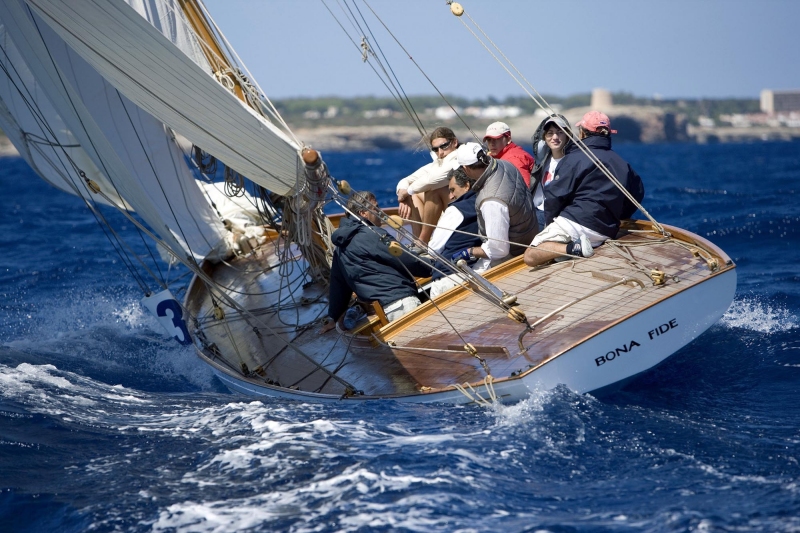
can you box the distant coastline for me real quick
[296,106,800,152]
[3,92,797,156]
[286,91,800,151]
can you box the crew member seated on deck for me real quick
[425,168,484,298]
[483,121,535,187]
[523,111,645,268]
[530,114,572,229]
[321,191,432,333]
[454,142,538,268]
[396,127,460,244]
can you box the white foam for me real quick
[4,286,219,390]
[720,296,798,333]
[148,467,455,533]
[0,361,160,428]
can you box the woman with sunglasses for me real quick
[396,127,460,244]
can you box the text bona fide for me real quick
[595,319,679,367]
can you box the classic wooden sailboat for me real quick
[0,0,736,404]
[185,215,735,403]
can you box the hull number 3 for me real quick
[141,289,193,345]
[595,319,678,367]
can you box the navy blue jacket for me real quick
[328,216,431,320]
[432,190,481,280]
[544,135,645,238]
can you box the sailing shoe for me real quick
[566,235,594,258]
[407,245,429,257]
[579,235,594,258]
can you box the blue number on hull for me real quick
[156,299,192,345]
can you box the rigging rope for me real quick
[359,0,480,142]
[320,0,427,138]
[0,36,162,291]
[446,1,666,235]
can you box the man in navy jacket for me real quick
[321,191,431,332]
[523,111,645,267]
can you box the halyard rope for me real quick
[447,1,666,236]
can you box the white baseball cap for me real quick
[483,121,511,140]
[456,142,485,167]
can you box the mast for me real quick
[177,0,248,105]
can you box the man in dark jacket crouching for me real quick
[321,191,431,332]
[523,111,645,267]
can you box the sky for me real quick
[202,0,800,101]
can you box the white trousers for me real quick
[384,295,422,322]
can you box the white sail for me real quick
[124,0,212,74]
[26,0,302,197]
[0,23,125,208]
[0,0,232,260]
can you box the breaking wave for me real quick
[719,296,798,333]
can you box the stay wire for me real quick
[321,0,426,137]
[327,188,514,318]
[346,0,427,136]
[194,0,303,148]
[27,9,169,286]
[451,3,664,234]
[25,142,164,292]
[360,0,480,142]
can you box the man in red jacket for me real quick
[483,121,535,187]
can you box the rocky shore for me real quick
[296,105,680,152]
[297,105,799,152]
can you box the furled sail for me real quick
[25,0,303,197]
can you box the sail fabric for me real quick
[0,22,125,208]
[0,0,228,260]
[33,17,231,260]
[26,0,302,197]
[124,0,212,75]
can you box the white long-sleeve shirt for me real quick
[397,150,459,195]
[427,205,462,254]
[479,200,510,261]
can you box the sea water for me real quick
[1,141,800,532]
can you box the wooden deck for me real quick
[184,221,733,399]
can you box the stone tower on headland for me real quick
[591,88,613,111]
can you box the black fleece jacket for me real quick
[327,216,431,320]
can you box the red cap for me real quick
[577,111,617,134]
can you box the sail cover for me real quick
[25,0,302,197]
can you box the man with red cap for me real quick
[523,111,645,267]
[483,121,535,187]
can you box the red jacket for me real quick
[494,141,535,187]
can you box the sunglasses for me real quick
[431,140,453,152]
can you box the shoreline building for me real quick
[760,89,800,115]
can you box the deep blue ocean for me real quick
[2,140,800,532]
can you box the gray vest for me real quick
[473,158,539,258]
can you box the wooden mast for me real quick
[177,0,248,104]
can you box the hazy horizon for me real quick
[261,91,758,103]
[203,0,798,102]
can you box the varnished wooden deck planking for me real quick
[379,233,715,390]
